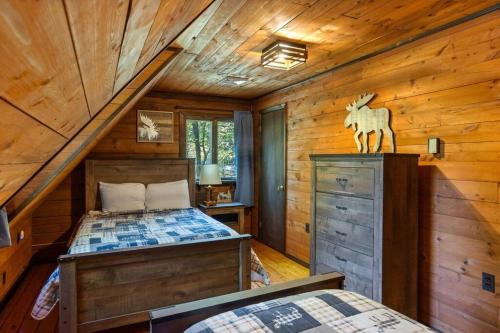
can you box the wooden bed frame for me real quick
[149,272,345,332]
[58,158,252,333]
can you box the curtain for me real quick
[234,111,254,206]
[0,207,11,248]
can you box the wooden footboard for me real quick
[59,234,252,333]
[150,272,345,333]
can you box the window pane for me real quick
[186,119,213,178]
[217,120,235,179]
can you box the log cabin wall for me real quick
[31,93,251,260]
[253,12,500,332]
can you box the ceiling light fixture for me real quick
[222,76,248,86]
[261,40,307,70]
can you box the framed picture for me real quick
[137,110,174,143]
[217,190,232,203]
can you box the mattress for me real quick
[185,289,434,333]
[32,208,270,320]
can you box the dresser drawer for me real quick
[316,267,373,298]
[315,239,373,298]
[316,166,374,198]
[316,192,373,228]
[316,217,373,256]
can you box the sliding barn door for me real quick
[260,105,286,253]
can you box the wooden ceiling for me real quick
[0,0,212,206]
[154,0,498,98]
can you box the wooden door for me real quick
[260,105,286,252]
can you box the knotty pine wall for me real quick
[31,93,251,260]
[254,12,500,333]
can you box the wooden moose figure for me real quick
[344,92,395,153]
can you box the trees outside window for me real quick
[185,118,235,180]
[217,120,235,179]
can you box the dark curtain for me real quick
[234,111,254,206]
[0,207,11,248]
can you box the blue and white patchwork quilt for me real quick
[186,289,435,333]
[31,208,270,320]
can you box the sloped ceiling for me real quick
[154,0,499,98]
[0,0,213,207]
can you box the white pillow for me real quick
[146,179,191,210]
[99,182,146,212]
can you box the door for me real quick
[260,104,286,252]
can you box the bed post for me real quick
[239,238,251,290]
[59,258,77,333]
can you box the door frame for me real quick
[257,103,287,254]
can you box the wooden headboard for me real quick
[85,158,196,211]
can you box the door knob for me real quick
[277,185,285,191]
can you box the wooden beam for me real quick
[4,48,181,225]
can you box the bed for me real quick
[32,158,267,333]
[150,273,434,333]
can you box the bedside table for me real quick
[198,202,245,233]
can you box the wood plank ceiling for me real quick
[154,0,499,98]
[0,0,213,207]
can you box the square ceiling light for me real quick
[261,40,307,70]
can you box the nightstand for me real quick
[198,202,245,233]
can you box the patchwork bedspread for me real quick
[32,208,270,320]
[186,289,434,333]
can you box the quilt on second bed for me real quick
[32,208,270,320]
[186,289,435,333]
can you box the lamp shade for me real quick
[199,164,222,185]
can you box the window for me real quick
[217,120,236,179]
[185,117,236,181]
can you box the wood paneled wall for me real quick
[31,93,251,259]
[254,12,500,333]
[0,0,211,208]
[0,215,31,302]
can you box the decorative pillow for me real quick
[99,182,146,212]
[146,179,191,210]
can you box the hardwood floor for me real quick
[0,241,308,332]
[252,240,309,284]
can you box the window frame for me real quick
[180,110,236,182]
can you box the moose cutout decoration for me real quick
[344,93,395,153]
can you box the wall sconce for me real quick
[261,40,307,70]
[428,137,441,154]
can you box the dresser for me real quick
[309,154,419,318]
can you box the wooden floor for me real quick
[0,241,308,333]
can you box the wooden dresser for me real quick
[309,153,419,318]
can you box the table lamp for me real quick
[199,164,221,206]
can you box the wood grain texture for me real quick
[29,93,250,266]
[85,158,196,211]
[311,154,419,318]
[155,0,498,98]
[135,0,214,73]
[254,12,500,332]
[0,241,304,333]
[0,215,31,302]
[0,99,67,204]
[59,235,251,332]
[64,0,129,114]
[4,48,180,239]
[113,0,162,94]
[150,272,343,333]
[0,0,90,137]
[0,0,212,212]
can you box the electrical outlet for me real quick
[305,223,310,233]
[482,272,495,293]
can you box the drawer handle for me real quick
[335,177,348,188]
[335,205,348,211]
[335,255,347,263]
[335,230,347,236]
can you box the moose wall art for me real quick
[344,93,395,153]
